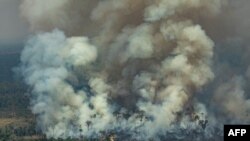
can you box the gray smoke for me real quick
[18,0,250,140]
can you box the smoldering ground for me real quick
[16,0,250,140]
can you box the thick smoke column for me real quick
[18,0,247,140]
[20,31,98,138]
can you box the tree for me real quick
[86,121,92,130]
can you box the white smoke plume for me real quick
[17,0,250,140]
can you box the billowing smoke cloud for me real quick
[17,0,250,140]
[20,0,99,36]
[214,76,250,120]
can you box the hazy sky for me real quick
[0,0,28,44]
[0,0,249,44]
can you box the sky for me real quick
[0,0,28,44]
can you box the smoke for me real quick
[20,0,99,36]
[17,0,250,140]
[214,76,250,121]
